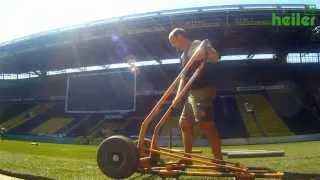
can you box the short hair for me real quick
[168,28,187,40]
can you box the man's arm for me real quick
[174,56,186,102]
[174,76,185,102]
[206,45,220,63]
[196,40,220,63]
[203,40,220,63]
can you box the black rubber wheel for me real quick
[97,135,138,179]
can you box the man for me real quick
[168,28,222,163]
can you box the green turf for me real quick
[0,140,319,180]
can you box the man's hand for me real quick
[197,40,219,63]
[197,47,206,61]
[206,47,219,63]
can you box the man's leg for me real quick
[178,101,194,164]
[179,117,194,154]
[199,121,223,160]
[190,87,223,160]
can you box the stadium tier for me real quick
[31,117,73,134]
[0,90,319,139]
[235,94,293,137]
[214,96,249,138]
[267,91,320,134]
[1,103,53,130]
[7,103,56,133]
[0,65,320,139]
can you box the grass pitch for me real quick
[0,140,319,179]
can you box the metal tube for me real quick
[148,169,283,179]
[158,147,239,166]
[168,124,172,149]
[150,63,205,153]
[149,148,247,172]
[137,40,208,153]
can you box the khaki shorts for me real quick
[179,87,215,124]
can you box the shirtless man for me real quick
[168,28,222,162]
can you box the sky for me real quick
[0,0,319,44]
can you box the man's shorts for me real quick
[180,87,216,124]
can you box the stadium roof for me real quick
[0,4,319,74]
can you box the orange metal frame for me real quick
[136,40,284,179]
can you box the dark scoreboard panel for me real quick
[65,70,136,113]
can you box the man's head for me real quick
[168,28,190,51]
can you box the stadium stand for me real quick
[266,90,320,135]
[0,103,54,130]
[158,115,180,136]
[0,102,34,124]
[126,116,143,136]
[249,95,293,136]
[31,117,73,134]
[0,75,320,140]
[58,115,88,135]
[9,103,57,133]
[89,118,128,137]
[235,94,293,137]
[213,96,249,138]
[236,95,265,137]
[66,114,103,137]
[0,76,66,100]
[55,116,82,134]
